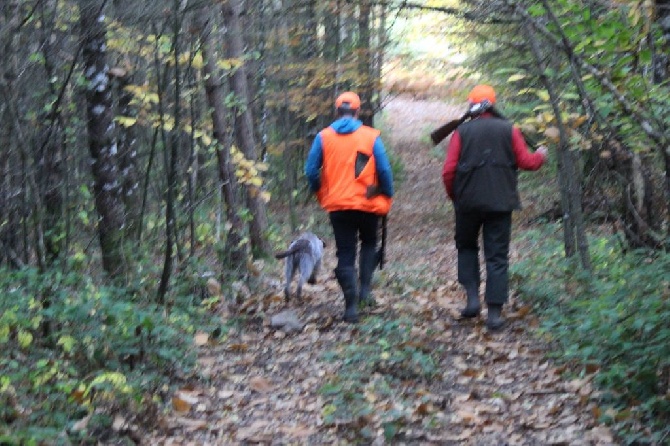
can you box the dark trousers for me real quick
[329,210,379,269]
[454,211,512,305]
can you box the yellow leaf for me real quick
[571,115,588,128]
[146,93,160,104]
[544,126,560,142]
[200,133,212,146]
[18,330,33,348]
[192,52,204,70]
[115,116,137,127]
[58,335,76,353]
[507,73,527,82]
[250,177,263,187]
[536,90,550,101]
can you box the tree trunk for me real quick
[112,69,141,241]
[222,0,270,257]
[197,11,248,271]
[653,0,670,83]
[79,0,127,280]
[524,16,591,271]
[358,0,374,126]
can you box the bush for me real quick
[0,266,218,443]
[511,230,670,444]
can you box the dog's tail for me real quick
[274,239,310,259]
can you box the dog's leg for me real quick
[308,258,320,285]
[284,258,294,304]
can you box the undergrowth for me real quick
[0,265,223,444]
[511,226,670,445]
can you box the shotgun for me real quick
[366,185,388,270]
[431,102,542,151]
[377,215,387,270]
[430,100,493,146]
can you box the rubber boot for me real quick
[460,287,481,318]
[335,267,359,323]
[486,304,504,331]
[358,246,378,308]
[458,249,480,318]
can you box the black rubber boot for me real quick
[358,246,378,308]
[335,267,359,323]
[486,304,504,331]
[460,287,481,318]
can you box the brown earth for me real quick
[141,95,616,445]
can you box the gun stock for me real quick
[430,115,467,145]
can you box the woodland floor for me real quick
[142,96,618,445]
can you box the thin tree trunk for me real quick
[523,19,592,271]
[358,0,374,126]
[223,0,269,257]
[156,4,186,303]
[112,69,141,241]
[79,0,127,280]
[197,12,248,271]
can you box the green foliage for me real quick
[0,266,218,443]
[319,316,439,441]
[511,231,670,444]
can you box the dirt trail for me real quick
[144,96,615,445]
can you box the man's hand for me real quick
[537,145,549,158]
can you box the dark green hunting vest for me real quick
[453,117,520,212]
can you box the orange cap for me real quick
[335,91,361,110]
[467,84,496,104]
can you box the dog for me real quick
[275,232,325,303]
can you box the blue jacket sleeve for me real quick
[304,134,323,192]
[373,137,394,197]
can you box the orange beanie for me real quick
[467,84,496,104]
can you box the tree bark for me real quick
[358,0,374,127]
[222,0,270,257]
[523,16,591,271]
[197,12,248,270]
[79,0,127,280]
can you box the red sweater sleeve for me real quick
[512,127,545,170]
[442,131,461,201]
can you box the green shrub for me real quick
[0,266,219,443]
[511,231,670,444]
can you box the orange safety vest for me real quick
[316,125,392,215]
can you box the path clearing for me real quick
[143,96,615,445]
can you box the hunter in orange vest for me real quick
[305,91,394,323]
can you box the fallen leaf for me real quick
[228,343,249,353]
[194,332,209,346]
[175,417,208,431]
[172,395,192,413]
[249,376,273,393]
[206,277,221,296]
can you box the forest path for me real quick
[144,96,615,445]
